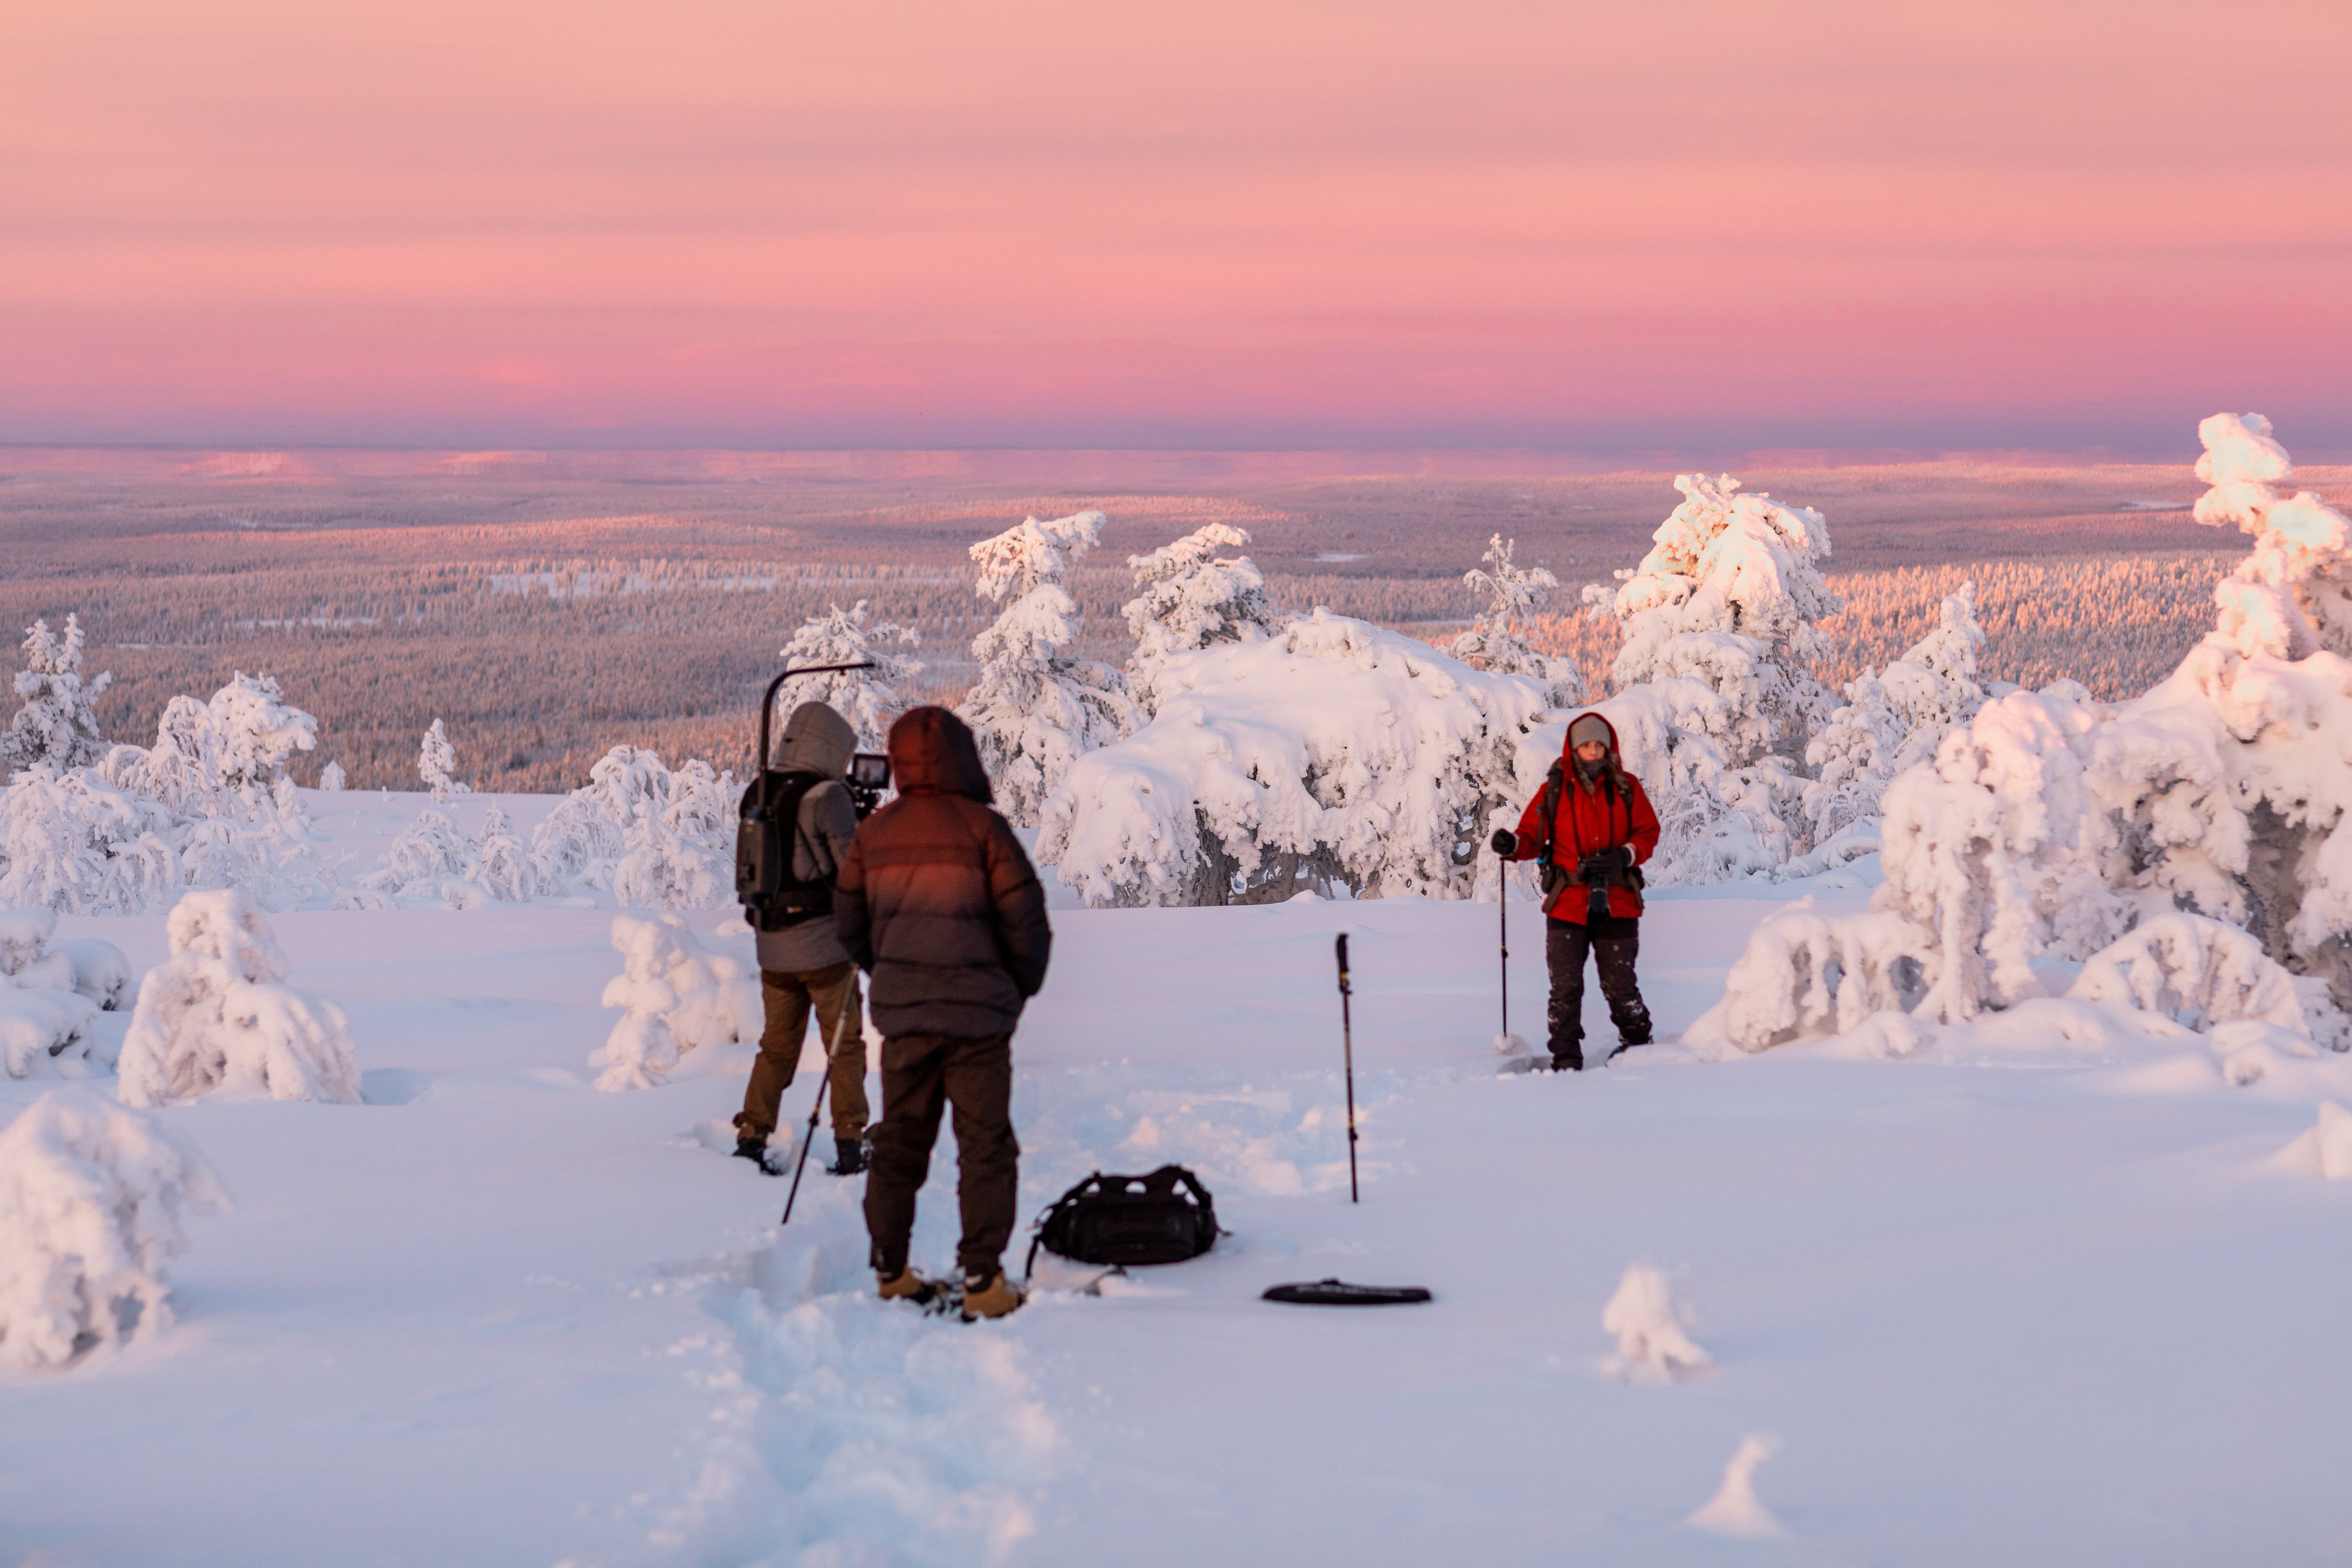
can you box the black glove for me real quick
[1584,845,1632,874]
[1490,828,1517,855]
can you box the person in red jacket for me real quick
[1491,711,1661,1071]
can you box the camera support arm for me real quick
[756,663,875,775]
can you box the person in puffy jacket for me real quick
[835,706,1051,1320]
[1491,710,1660,1071]
[735,701,870,1174]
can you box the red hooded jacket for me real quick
[1504,712,1661,924]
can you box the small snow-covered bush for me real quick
[525,747,741,910]
[777,601,923,750]
[465,806,544,903]
[959,511,1133,826]
[117,890,360,1106]
[1041,610,1547,905]
[1601,1264,1711,1383]
[590,916,761,1092]
[1683,907,1932,1053]
[0,907,126,1079]
[317,760,346,792]
[0,1088,229,1370]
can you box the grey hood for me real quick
[775,701,856,779]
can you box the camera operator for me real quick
[1491,711,1660,1072]
[734,701,873,1175]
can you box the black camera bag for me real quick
[1025,1165,1221,1275]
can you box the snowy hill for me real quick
[5,829,2351,1566]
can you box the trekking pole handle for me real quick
[757,662,876,774]
[1335,933,1350,995]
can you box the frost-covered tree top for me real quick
[204,672,317,790]
[2190,411,2352,661]
[1803,581,1987,846]
[777,600,923,752]
[2,615,112,775]
[418,719,467,802]
[1124,524,1282,665]
[1591,474,1843,702]
[1449,534,1584,709]
[1040,609,1547,906]
[960,511,1132,826]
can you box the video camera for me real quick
[846,752,890,819]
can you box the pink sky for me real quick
[5,0,2349,450]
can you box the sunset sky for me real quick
[5,0,2348,451]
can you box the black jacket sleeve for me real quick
[834,825,874,970]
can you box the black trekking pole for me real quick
[1336,933,1359,1205]
[780,999,859,1226]
[1499,859,1510,1046]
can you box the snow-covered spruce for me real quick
[520,746,741,911]
[349,808,483,909]
[958,511,1133,827]
[590,915,761,1091]
[1123,523,1284,719]
[0,907,128,1079]
[1040,610,1547,906]
[0,1087,229,1371]
[418,719,468,803]
[117,890,361,1106]
[318,760,347,791]
[1580,473,1844,882]
[776,601,923,751]
[0,615,112,774]
[1449,533,1585,710]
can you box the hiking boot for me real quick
[734,1134,773,1167]
[827,1136,868,1177]
[1548,1051,1584,1073]
[960,1268,1025,1321]
[876,1267,939,1305]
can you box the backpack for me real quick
[1025,1165,1222,1275]
[735,769,835,930]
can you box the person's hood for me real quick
[1564,710,1620,762]
[887,706,994,803]
[776,701,856,780]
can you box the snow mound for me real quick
[117,890,361,1106]
[2065,914,2310,1036]
[1685,904,1928,1052]
[592,916,760,1092]
[1685,1434,1785,1538]
[0,1087,229,1370]
[2276,1100,2352,1179]
[0,906,126,1079]
[1601,1264,1711,1382]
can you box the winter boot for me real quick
[734,1134,780,1172]
[960,1268,1025,1321]
[876,1267,940,1306]
[1548,1051,1584,1073]
[827,1136,868,1177]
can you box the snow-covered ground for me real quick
[5,804,2351,1565]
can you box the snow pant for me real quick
[863,1030,1019,1279]
[737,962,868,1144]
[1546,914,1651,1068]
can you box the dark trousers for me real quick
[1546,915,1652,1066]
[737,963,868,1143]
[863,1031,1019,1279]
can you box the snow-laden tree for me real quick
[349,808,486,909]
[418,719,467,802]
[318,761,347,792]
[1803,581,1987,847]
[1449,534,1585,709]
[117,890,361,1106]
[1039,609,1549,906]
[1,616,111,775]
[776,600,923,751]
[204,673,317,790]
[1580,474,1844,882]
[1695,413,2352,1049]
[959,511,1133,826]
[0,1088,228,1370]
[520,746,741,910]
[1123,524,1284,716]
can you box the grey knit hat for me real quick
[1567,713,1612,752]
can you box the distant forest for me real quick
[0,449,2302,793]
